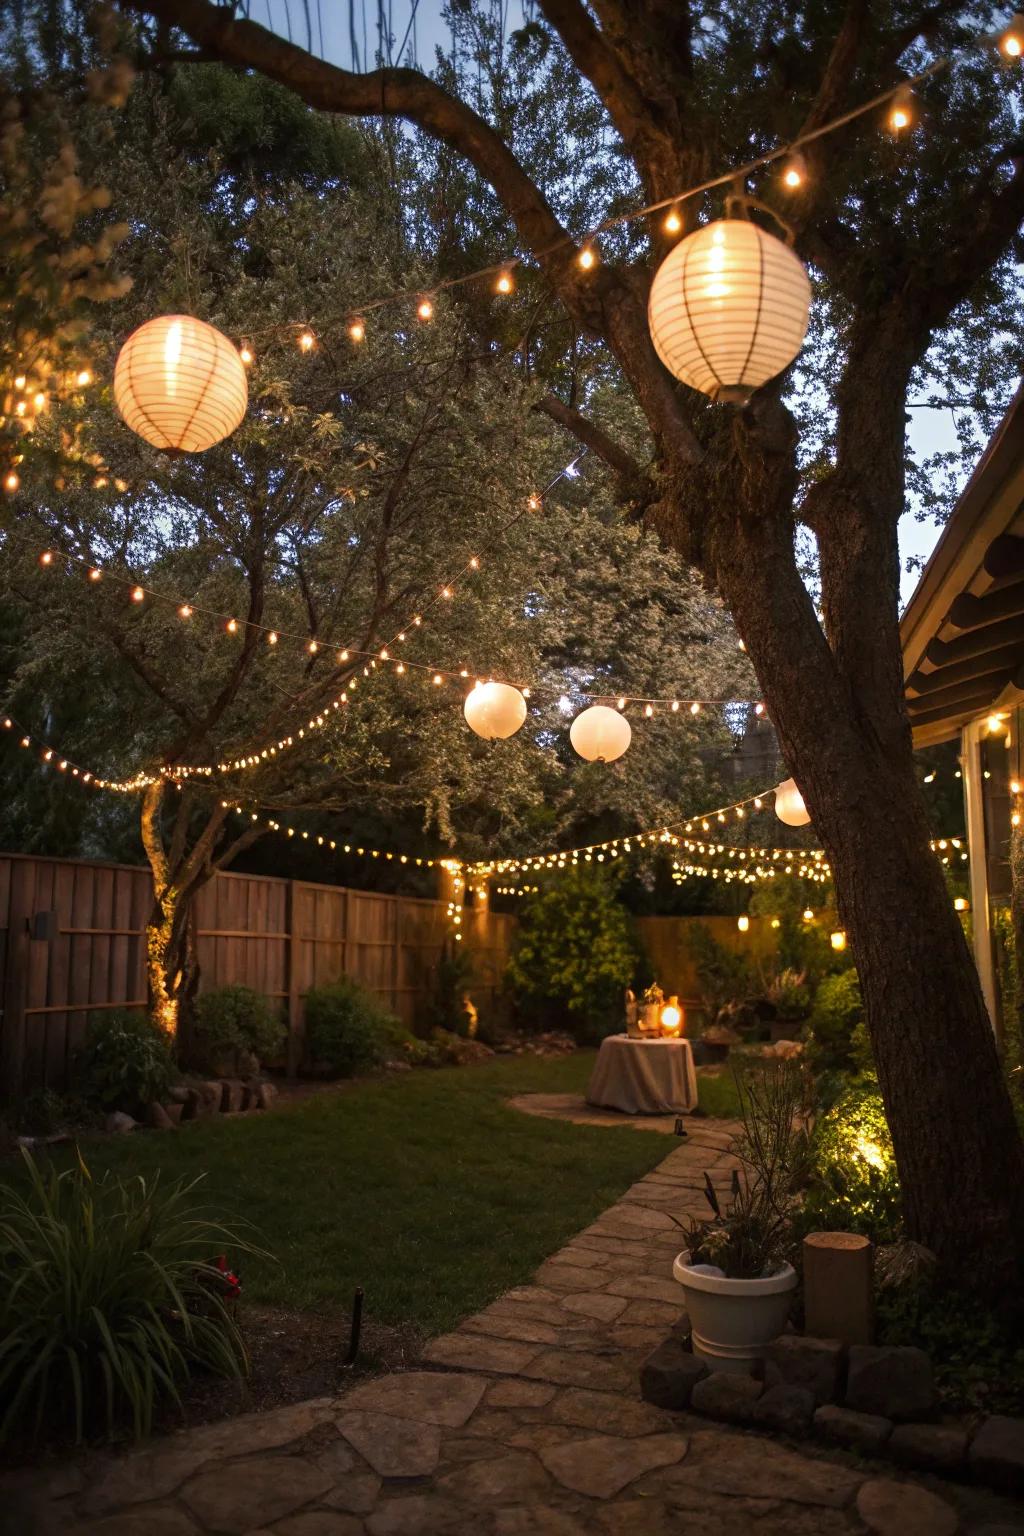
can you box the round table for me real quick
[586,1033,698,1115]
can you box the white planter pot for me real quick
[673,1250,797,1375]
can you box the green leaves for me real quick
[0,1150,264,1446]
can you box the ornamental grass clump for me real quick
[0,1149,263,1446]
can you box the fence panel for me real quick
[0,854,516,1098]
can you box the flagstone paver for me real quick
[7,1115,1023,1536]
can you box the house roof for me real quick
[900,382,1024,746]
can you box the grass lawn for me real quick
[3,1051,740,1338]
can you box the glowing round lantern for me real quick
[648,218,811,403]
[660,998,684,1037]
[570,704,632,763]
[774,777,811,827]
[464,681,527,741]
[113,316,248,452]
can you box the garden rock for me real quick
[969,1414,1024,1496]
[889,1422,968,1475]
[750,1384,815,1437]
[105,1111,136,1134]
[689,1371,763,1424]
[220,1078,245,1113]
[257,1079,278,1109]
[813,1403,892,1455]
[147,1101,176,1131]
[763,1333,844,1405]
[166,1084,190,1103]
[845,1345,936,1421]
[855,1477,957,1536]
[639,1338,707,1409]
[182,1081,222,1119]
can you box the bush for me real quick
[77,1009,177,1113]
[0,1150,259,1444]
[305,976,408,1077]
[191,985,286,1074]
[686,923,754,1022]
[807,969,864,1072]
[505,868,639,1041]
[798,1084,902,1245]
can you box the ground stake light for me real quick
[113,315,248,452]
[774,776,811,827]
[647,203,811,403]
[570,704,632,763]
[463,681,527,741]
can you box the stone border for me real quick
[641,1333,1024,1500]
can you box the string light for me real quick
[888,86,915,132]
[577,246,597,270]
[417,298,434,322]
[239,344,254,366]
[999,14,1024,58]
[495,271,514,294]
[781,153,807,188]
[3,470,19,493]
[131,586,145,603]
[348,319,366,343]
[663,207,683,234]
[298,330,316,351]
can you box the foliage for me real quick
[876,1277,1024,1417]
[761,967,811,1023]
[422,944,477,1038]
[0,1149,257,1444]
[799,1084,903,1245]
[506,868,639,1040]
[682,1064,812,1279]
[685,923,754,1023]
[807,969,865,1073]
[76,1008,176,1112]
[190,985,286,1072]
[304,977,408,1078]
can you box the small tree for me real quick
[507,867,639,1038]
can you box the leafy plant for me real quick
[807,969,864,1072]
[505,868,639,1041]
[190,985,286,1073]
[761,967,811,1022]
[798,1084,902,1244]
[684,922,754,1024]
[877,1274,1024,1416]
[422,944,477,1038]
[680,1063,812,1278]
[76,1009,177,1113]
[305,977,409,1077]
[0,1150,260,1445]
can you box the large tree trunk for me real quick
[671,388,1024,1284]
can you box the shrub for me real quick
[77,1009,177,1113]
[0,1150,259,1444]
[305,976,408,1077]
[191,985,286,1073]
[807,968,864,1072]
[422,945,478,1037]
[685,922,754,1023]
[761,967,811,1023]
[505,868,639,1041]
[798,1084,902,1244]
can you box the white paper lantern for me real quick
[570,704,632,763]
[113,315,248,452]
[463,681,527,741]
[774,777,811,827]
[648,218,811,402]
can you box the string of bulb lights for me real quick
[101,18,1019,364]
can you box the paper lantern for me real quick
[570,704,631,763]
[774,777,811,827]
[463,681,527,741]
[114,316,248,452]
[648,218,811,402]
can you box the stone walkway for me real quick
[7,1121,1023,1536]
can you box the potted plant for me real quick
[673,1065,809,1374]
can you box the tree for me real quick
[113,0,1024,1281]
[1,58,751,1043]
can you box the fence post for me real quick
[285,879,302,1079]
[0,914,29,1103]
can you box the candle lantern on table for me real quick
[660,996,684,1038]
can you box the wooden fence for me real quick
[0,849,791,1100]
[0,853,514,1099]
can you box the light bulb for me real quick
[179,603,192,619]
[76,369,92,386]
[132,586,145,603]
[4,470,19,493]
[1000,17,1024,57]
[239,345,253,365]
[349,319,365,343]
[88,567,102,581]
[417,298,434,321]
[782,152,807,189]
[577,245,596,270]
[226,618,238,634]
[298,331,315,351]
[528,494,541,511]
[267,630,278,645]
[888,87,914,132]
[663,208,682,235]
[495,271,514,294]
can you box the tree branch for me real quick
[535,392,652,505]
